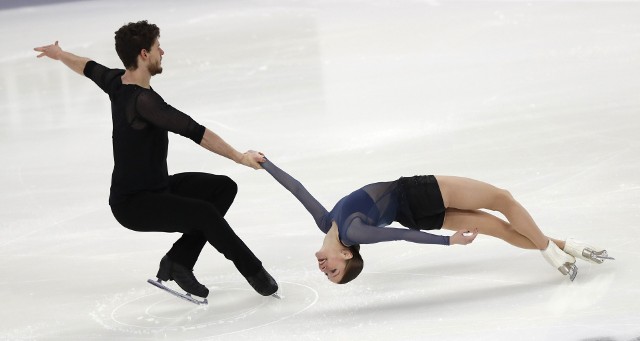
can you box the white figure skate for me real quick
[564,238,614,264]
[541,240,578,281]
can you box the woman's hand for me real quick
[450,228,478,245]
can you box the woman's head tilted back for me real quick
[114,20,160,70]
[337,244,363,284]
[316,221,364,284]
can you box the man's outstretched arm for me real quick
[34,41,90,75]
[199,128,265,170]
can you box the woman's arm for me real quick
[261,159,332,233]
[345,219,477,246]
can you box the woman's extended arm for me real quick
[261,159,332,233]
[344,219,477,246]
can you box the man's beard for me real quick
[148,60,163,76]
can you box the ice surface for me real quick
[1,1,639,340]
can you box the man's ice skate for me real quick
[541,240,578,281]
[149,255,209,304]
[564,238,615,264]
[147,278,208,305]
[246,266,281,299]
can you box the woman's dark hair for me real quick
[338,244,363,284]
[114,20,160,70]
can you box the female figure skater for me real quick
[260,157,612,284]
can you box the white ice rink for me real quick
[1,0,639,340]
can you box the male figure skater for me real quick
[34,20,278,301]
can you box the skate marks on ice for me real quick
[90,281,318,338]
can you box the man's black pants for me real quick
[110,172,262,278]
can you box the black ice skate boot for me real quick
[246,267,279,297]
[156,255,209,298]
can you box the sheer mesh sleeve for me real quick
[262,159,332,233]
[83,60,124,94]
[135,90,206,144]
[83,61,205,144]
[345,218,450,245]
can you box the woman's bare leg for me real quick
[436,176,549,250]
[442,208,565,250]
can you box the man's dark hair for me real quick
[114,20,160,70]
[338,245,363,284]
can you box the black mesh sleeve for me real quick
[135,90,206,144]
[83,60,124,94]
[345,218,450,245]
[262,159,332,233]
[84,61,205,143]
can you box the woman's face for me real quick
[315,249,349,283]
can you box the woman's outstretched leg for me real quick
[436,176,549,249]
[436,176,577,280]
[442,208,565,250]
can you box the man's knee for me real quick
[219,176,238,202]
[226,176,238,196]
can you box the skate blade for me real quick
[271,291,283,299]
[147,279,208,305]
[558,263,578,281]
[584,249,615,263]
[567,264,578,281]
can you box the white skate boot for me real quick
[563,238,614,264]
[541,240,578,281]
